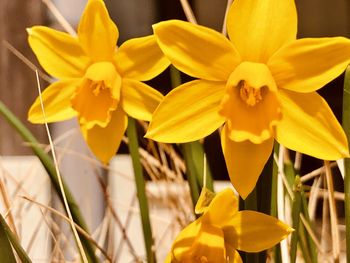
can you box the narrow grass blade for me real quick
[0,215,17,263]
[298,223,312,263]
[0,101,98,262]
[127,117,155,263]
[182,143,201,208]
[342,65,350,263]
[271,143,280,217]
[271,143,282,263]
[284,156,317,263]
[300,187,318,263]
[290,176,302,263]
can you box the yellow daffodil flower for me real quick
[146,0,350,198]
[27,0,169,163]
[165,188,293,263]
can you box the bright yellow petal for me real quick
[226,246,243,263]
[115,35,170,81]
[28,79,79,123]
[78,0,118,61]
[145,80,225,143]
[195,187,216,215]
[223,211,293,252]
[172,220,201,261]
[163,253,172,263]
[202,188,238,227]
[120,79,163,122]
[221,125,274,199]
[219,62,282,144]
[81,106,127,164]
[268,37,350,92]
[153,20,241,81]
[28,26,89,78]
[276,90,349,159]
[227,0,297,62]
[174,222,226,263]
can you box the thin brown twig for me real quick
[301,162,337,182]
[95,175,139,261]
[179,0,198,24]
[222,0,233,35]
[324,161,340,262]
[41,0,76,36]
[35,71,88,263]
[21,195,112,261]
[3,41,52,83]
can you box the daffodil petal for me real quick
[276,90,349,160]
[202,188,238,227]
[121,79,163,122]
[164,253,172,263]
[189,224,226,263]
[172,220,201,261]
[145,80,226,143]
[221,125,274,199]
[78,0,118,61]
[223,211,293,252]
[226,246,243,263]
[81,106,127,164]
[28,26,89,78]
[268,37,350,92]
[195,187,216,215]
[28,79,79,123]
[153,20,241,81]
[115,35,170,81]
[227,0,297,62]
[174,222,226,263]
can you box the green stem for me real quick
[298,223,312,263]
[284,156,317,263]
[0,101,98,263]
[182,143,201,209]
[343,65,350,263]
[170,65,182,88]
[257,150,274,263]
[242,182,258,263]
[0,214,32,263]
[271,143,282,263]
[271,143,279,217]
[257,151,274,214]
[290,176,302,263]
[244,188,257,210]
[127,118,155,263]
[300,187,318,263]
[0,214,18,263]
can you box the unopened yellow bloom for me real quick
[166,188,292,263]
[28,0,169,163]
[146,0,350,198]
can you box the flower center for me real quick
[238,80,263,106]
[199,256,208,263]
[91,81,105,96]
[218,61,281,143]
[71,62,121,129]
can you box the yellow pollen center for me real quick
[238,80,262,106]
[200,256,208,263]
[91,81,105,96]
